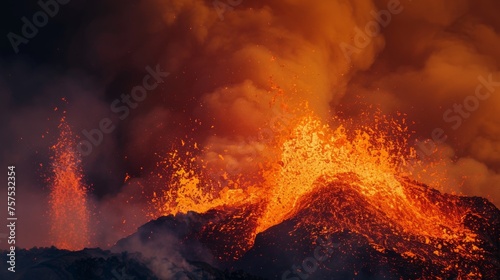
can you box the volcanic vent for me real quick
[112,113,500,279]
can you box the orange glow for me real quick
[149,104,484,274]
[49,117,90,250]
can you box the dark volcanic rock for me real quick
[233,177,500,279]
[0,247,158,280]
[0,246,264,280]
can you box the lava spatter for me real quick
[49,117,90,250]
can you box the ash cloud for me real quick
[1,0,500,250]
[341,0,500,206]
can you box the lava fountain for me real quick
[49,117,90,250]
[148,105,487,274]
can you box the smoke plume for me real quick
[1,0,499,250]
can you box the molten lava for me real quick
[149,106,491,276]
[49,117,90,250]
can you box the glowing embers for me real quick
[49,117,90,250]
[151,144,252,218]
[256,113,410,234]
[258,113,478,244]
[150,109,483,269]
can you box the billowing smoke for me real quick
[1,0,499,251]
[341,0,500,206]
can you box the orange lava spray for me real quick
[49,117,90,250]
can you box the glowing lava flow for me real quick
[152,111,418,232]
[151,108,484,271]
[257,114,467,238]
[150,145,252,217]
[49,117,90,250]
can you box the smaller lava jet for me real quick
[49,116,90,250]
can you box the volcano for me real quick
[5,173,499,279]
[3,0,500,279]
[7,112,496,280]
